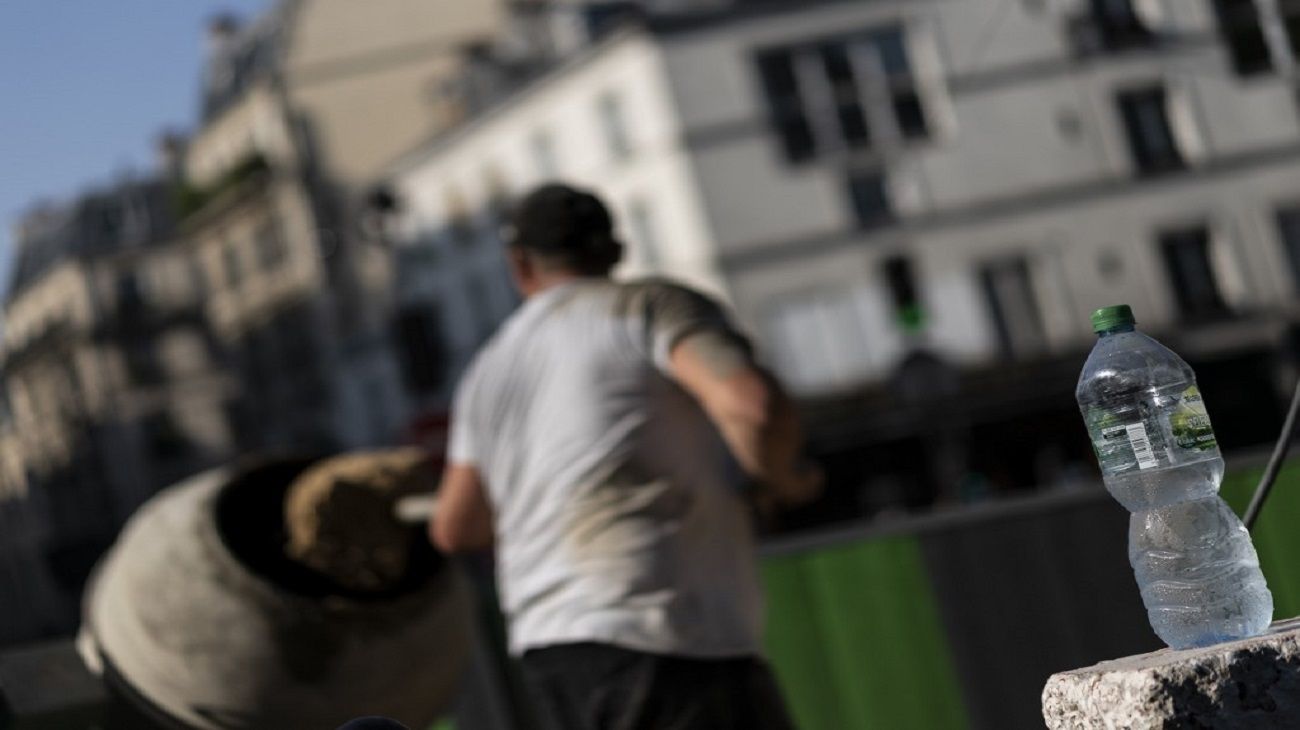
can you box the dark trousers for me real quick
[520,642,797,730]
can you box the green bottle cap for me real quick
[1091,304,1136,333]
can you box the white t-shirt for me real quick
[447,278,764,658]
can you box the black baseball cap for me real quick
[508,183,614,257]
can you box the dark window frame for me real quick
[254,220,288,270]
[847,169,895,230]
[1212,0,1274,75]
[116,271,146,316]
[756,49,817,163]
[1117,85,1186,176]
[820,43,872,150]
[1276,204,1300,293]
[1158,224,1231,323]
[1091,0,1156,51]
[980,256,1047,359]
[754,26,929,165]
[881,255,925,331]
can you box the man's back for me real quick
[449,279,763,657]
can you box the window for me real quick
[875,28,930,140]
[254,221,287,270]
[530,130,559,179]
[1277,205,1300,291]
[598,92,633,161]
[1117,86,1184,176]
[756,51,816,162]
[117,272,146,315]
[881,256,925,331]
[1285,0,1300,57]
[847,171,894,229]
[1160,225,1229,321]
[395,304,447,393]
[891,91,929,140]
[223,242,242,288]
[755,27,927,164]
[1091,0,1154,50]
[766,288,876,392]
[1213,0,1273,75]
[820,44,872,149]
[627,199,661,268]
[980,257,1046,358]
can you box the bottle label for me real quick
[1168,386,1217,452]
[1084,383,1220,476]
[1093,418,1159,473]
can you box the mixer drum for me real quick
[79,457,471,729]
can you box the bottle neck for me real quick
[1097,324,1136,337]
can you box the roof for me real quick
[378,0,875,183]
[644,0,870,36]
[7,179,178,304]
[380,27,646,182]
[200,3,293,122]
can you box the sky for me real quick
[0,1,271,293]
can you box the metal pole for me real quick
[1243,376,1300,530]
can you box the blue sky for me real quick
[0,1,270,292]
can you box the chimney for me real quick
[206,14,242,55]
[155,131,188,180]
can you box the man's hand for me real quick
[669,331,824,508]
[430,463,495,553]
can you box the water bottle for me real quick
[1076,305,1272,649]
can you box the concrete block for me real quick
[1043,617,1300,728]
[0,639,107,729]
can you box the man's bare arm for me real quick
[669,331,823,507]
[430,463,495,553]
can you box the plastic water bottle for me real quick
[1076,305,1272,649]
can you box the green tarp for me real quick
[1223,464,1300,620]
[762,537,968,730]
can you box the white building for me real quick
[182,0,510,451]
[383,0,1300,496]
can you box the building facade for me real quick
[383,0,1300,513]
[0,0,514,647]
[182,0,510,452]
[0,178,235,641]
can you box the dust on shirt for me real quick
[448,279,764,657]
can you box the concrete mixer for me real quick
[76,456,472,729]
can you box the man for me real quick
[431,183,822,730]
